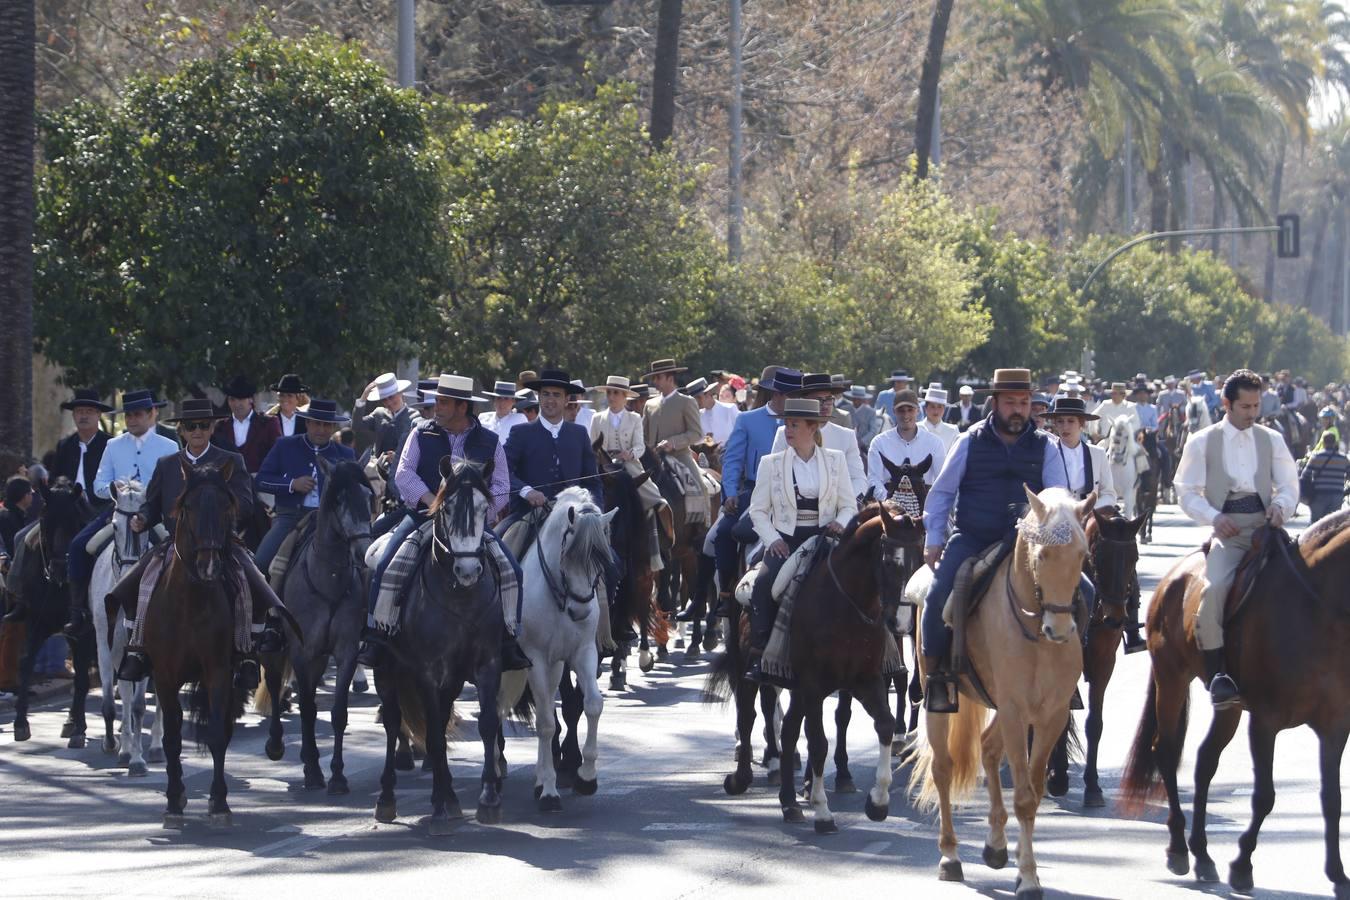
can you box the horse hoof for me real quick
[102,736,117,754]
[608,675,626,691]
[476,804,501,825]
[67,733,86,750]
[427,816,455,837]
[162,813,186,830]
[327,776,350,796]
[13,721,30,742]
[147,747,165,764]
[573,776,598,796]
[938,858,964,882]
[702,629,720,652]
[781,805,805,824]
[864,796,888,821]
[207,811,233,830]
[656,646,669,661]
[352,677,368,694]
[304,772,326,791]
[814,818,838,835]
[724,772,750,796]
[684,646,700,661]
[128,761,149,778]
[118,749,132,765]
[1046,773,1068,797]
[1194,857,1218,882]
[832,776,856,794]
[61,720,75,739]
[1015,885,1042,900]
[983,844,1008,869]
[395,750,415,771]
[538,793,563,813]
[1166,850,1190,876]
[766,768,782,787]
[265,739,285,762]
[1335,880,1350,900]
[638,651,654,673]
[375,801,397,823]
[1083,786,1105,808]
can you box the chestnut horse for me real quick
[1120,510,1350,897]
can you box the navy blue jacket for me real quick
[953,416,1049,543]
[504,419,600,515]
[256,434,356,510]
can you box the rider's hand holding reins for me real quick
[1266,504,1286,529]
[130,513,147,534]
[722,495,739,514]
[526,489,548,508]
[825,521,843,537]
[768,539,790,558]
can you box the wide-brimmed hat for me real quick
[1130,380,1153,395]
[165,398,228,424]
[592,375,639,398]
[1164,375,1179,386]
[769,398,830,422]
[366,372,413,402]
[1047,396,1099,421]
[683,377,709,396]
[888,369,913,383]
[762,367,804,395]
[631,383,652,400]
[643,359,689,381]
[757,365,782,387]
[116,390,168,414]
[566,380,593,405]
[61,388,113,413]
[893,389,920,410]
[273,374,310,394]
[792,372,847,396]
[1109,381,1128,392]
[1032,393,1053,408]
[415,379,437,406]
[514,389,539,411]
[488,380,517,398]
[221,376,257,399]
[989,369,1033,393]
[831,374,852,391]
[523,369,585,394]
[958,385,974,397]
[846,385,872,401]
[296,398,351,424]
[922,383,948,406]
[427,373,492,404]
[1187,369,1206,380]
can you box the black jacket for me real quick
[52,430,110,499]
[140,446,254,534]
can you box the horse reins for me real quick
[1003,548,1077,643]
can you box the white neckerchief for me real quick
[608,410,625,429]
[184,445,210,465]
[539,416,564,439]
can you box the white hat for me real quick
[366,372,413,402]
[424,373,491,403]
[566,379,593,406]
[958,385,974,397]
[922,382,949,406]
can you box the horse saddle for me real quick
[942,536,1014,628]
[733,536,829,609]
[500,509,547,561]
[267,511,316,589]
[1213,524,1303,623]
[87,522,116,560]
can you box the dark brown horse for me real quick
[143,460,246,828]
[639,448,712,667]
[592,442,658,693]
[1121,510,1350,897]
[1047,508,1145,806]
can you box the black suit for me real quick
[945,402,980,432]
[52,430,110,498]
[140,446,254,534]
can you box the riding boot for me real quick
[1123,592,1147,654]
[356,626,388,668]
[1202,648,1240,709]
[240,552,288,653]
[677,553,716,621]
[255,614,285,654]
[922,655,959,714]
[117,647,150,682]
[61,584,92,638]
[501,632,532,671]
[716,590,737,618]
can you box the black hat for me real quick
[222,375,257,399]
[61,389,112,413]
[295,399,351,424]
[524,369,585,394]
[416,379,437,405]
[165,398,228,424]
[1047,396,1099,421]
[272,374,310,394]
[514,389,539,411]
[791,372,847,396]
[115,390,167,414]
[762,367,804,395]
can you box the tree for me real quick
[649,0,684,148]
[0,0,36,475]
[33,24,445,397]
[914,0,956,180]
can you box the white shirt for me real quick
[232,414,250,448]
[772,421,868,499]
[279,411,298,437]
[185,445,209,465]
[574,406,595,433]
[791,453,820,499]
[919,416,959,454]
[1090,399,1140,440]
[1053,438,1116,509]
[702,401,739,444]
[867,426,948,500]
[1174,420,1300,525]
[480,409,527,441]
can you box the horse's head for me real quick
[38,477,88,588]
[543,487,617,605]
[1106,417,1132,463]
[110,478,148,564]
[317,456,374,565]
[174,458,238,582]
[1089,508,1145,614]
[872,501,926,625]
[881,454,931,517]
[1017,485,1094,643]
[431,456,493,586]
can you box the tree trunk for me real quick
[649,0,684,149]
[1303,207,1329,312]
[727,0,744,263]
[0,0,36,477]
[1147,161,1168,237]
[1211,187,1223,255]
[913,0,955,180]
[1262,136,1286,303]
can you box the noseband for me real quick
[431,490,489,591]
[536,509,603,616]
[113,506,148,568]
[1006,517,1081,643]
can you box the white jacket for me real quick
[749,447,858,547]
[1050,438,1117,509]
[772,420,868,499]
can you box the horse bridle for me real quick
[1004,540,1079,643]
[112,507,148,570]
[824,529,914,629]
[430,489,490,591]
[1086,533,1136,629]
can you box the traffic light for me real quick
[1277,214,1300,258]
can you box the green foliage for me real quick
[34,23,445,397]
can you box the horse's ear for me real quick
[1024,483,1047,520]
[883,456,902,477]
[602,507,618,528]
[568,505,577,525]
[916,454,933,475]
[592,435,604,454]
[220,457,236,484]
[632,471,651,489]
[1128,511,1148,535]
[1092,508,1110,530]
[877,499,898,535]
[439,455,455,480]
[1075,492,1098,523]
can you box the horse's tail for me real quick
[496,669,535,725]
[703,608,746,703]
[1063,711,1083,766]
[909,697,989,813]
[187,679,247,747]
[394,670,462,753]
[649,597,671,646]
[1119,672,1170,816]
[252,659,294,717]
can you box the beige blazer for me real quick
[643,392,704,451]
[748,447,858,547]
[590,409,645,458]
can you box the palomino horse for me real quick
[89,478,163,774]
[260,457,371,793]
[500,486,616,812]
[142,460,246,828]
[775,502,912,833]
[1047,509,1145,806]
[9,477,94,746]
[1106,416,1146,519]
[374,459,508,833]
[911,486,1094,899]
[1121,511,1350,897]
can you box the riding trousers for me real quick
[254,507,306,576]
[68,506,113,585]
[710,487,754,592]
[749,525,820,652]
[1196,508,1266,651]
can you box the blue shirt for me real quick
[876,387,898,424]
[92,431,180,500]
[1135,402,1159,430]
[256,434,356,509]
[1193,380,1220,413]
[922,423,1067,547]
[720,406,779,500]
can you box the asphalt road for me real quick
[1,504,1343,899]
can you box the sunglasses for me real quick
[180,421,213,432]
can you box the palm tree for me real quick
[0,0,35,476]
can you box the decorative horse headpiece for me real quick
[1016,512,1077,546]
[889,476,922,520]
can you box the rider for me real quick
[354,372,417,511]
[642,359,711,526]
[875,369,913,428]
[502,369,602,524]
[1157,375,1187,419]
[591,375,667,575]
[773,373,867,501]
[52,389,112,501]
[60,390,179,637]
[746,397,858,683]
[918,384,959,454]
[920,368,1070,713]
[211,376,280,475]
[867,388,947,500]
[356,373,527,670]
[479,380,526,439]
[1173,369,1299,709]
[1089,382,1140,442]
[1188,369,1222,419]
[268,374,309,438]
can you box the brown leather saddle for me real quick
[1202,524,1304,623]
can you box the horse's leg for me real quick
[637,609,653,673]
[1228,718,1279,894]
[1153,668,1193,875]
[1186,705,1242,881]
[980,718,1010,869]
[573,643,603,794]
[124,679,149,776]
[475,663,504,824]
[777,692,806,824]
[351,662,368,694]
[327,649,359,796]
[65,630,92,748]
[802,697,835,834]
[1046,725,1070,798]
[851,677,896,822]
[11,623,44,742]
[833,690,855,793]
[374,671,400,822]
[263,660,286,762]
[205,675,233,827]
[760,683,783,775]
[1008,705,1067,897]
[422,681,455,836]
[297,659,326,790]
[1082,635,1116,808]
[530,660,565,811]
[555,668,583,785]
[926,711,964,881]
[724,678,757,795]
[159,681,187,827]
[94,592,116,754]
[1315,727,1350,897]
[146,676,164,764]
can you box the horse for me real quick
[142,460,248,828]
[1186,394,1213,434]
[1047,508,1146,806]
[639,448,711,666]
[1120,510,1350,897]
[372,458,508,833]
[259,457,371,793]
[1105,415,1145,519]
[499,486,616,812]
[910,486,1094,898]
[89,478,163,774]
[1158,407,1187,504]
[9,477,95,746]
[592,443,657,696]
[774,502,913,833]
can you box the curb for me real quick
[0,674,83,712]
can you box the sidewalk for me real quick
[0,671,88,713]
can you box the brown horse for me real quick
[1120,510,1350,897]
[592,442,658,693]
[1047,508,1145,806]
[911,486,1094,898]
[639,448,712,667]
[142,460,247,828]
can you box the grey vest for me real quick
[1202,422,1273,510]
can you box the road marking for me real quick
[642,822,728,832]
[862,840,892,855]
[1231,787,1253,796]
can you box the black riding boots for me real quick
[1122,590,1147,654]
[1203,648,1241,709]
[923,656,959,714]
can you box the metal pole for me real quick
[398,0,415,88]
[1080,225,1280,299]
[1123,118,1134,233]
[727,0,744,263]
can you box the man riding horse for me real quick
[642,359,711,527]
[591,375,668,575]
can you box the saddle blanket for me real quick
[943,539,1009,627]
[666,457,711,525]
[267,511,315,588]
[133,544,252,653]
[370,521,520,637]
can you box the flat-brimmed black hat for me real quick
[524,369,585,394]
[416,379,437,405]
[165,398,228,424]
[61,389,112,413]
[222,375,257,399]
[791,372,847,396]
[1047,396,1099,421]
[272,374,310,394]
[762,367,804,395]
[115,390,168,414]
[643,359,689,380]
[769,398,830,422]
[295,399,351,424]
[514,389,539,411]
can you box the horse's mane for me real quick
[428,460,490,536]
[1298,507,1350,553]
[171,463,237,525]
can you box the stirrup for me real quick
[924,672,959,713]
[234,656,260,693]
[356,634,387,668]
[117,649,150,682]
[1208,673,1241,709]
[1122,629,1147,654]
[501,636,532,671]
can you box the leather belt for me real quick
[1221,494,1265,514]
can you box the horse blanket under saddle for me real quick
[663,454,712,526]
[133,544,252,653]
[267,511,316,588]
[371,521,520,637]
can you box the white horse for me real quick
[89,479,163,775]
[1105,416,1145,519]
[1186,394,1212,433]
[501,487,616,812]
